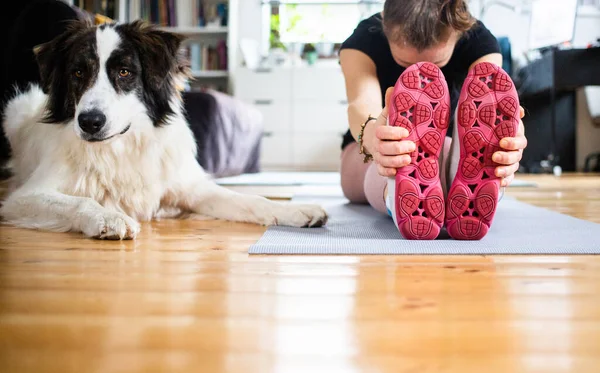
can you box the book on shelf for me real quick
[183,41,228,72]
[75,0,117,19]
[127,0,228,28]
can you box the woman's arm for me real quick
[339,49,415,176]
[339,49,383,146]
[469,52,502,70]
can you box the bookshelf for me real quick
[158,26,228,34]
[191,70,229,77]
[73,0,237,93]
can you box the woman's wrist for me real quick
[361,117,379,157]
[358,115,377,162]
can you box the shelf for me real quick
[191,70,229,78]
[159,26,228,34]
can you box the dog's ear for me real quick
[34,37,63,94]
[34,19,93,93]
[119,21,187,125]
[119,21,186,87]
[34,19,94,123]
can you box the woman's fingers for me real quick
[501,173,515,187]
[374,86,419,178]
[492,149,522,165]
[376,125,409,141]
[496,161,520,178]
[374,152,412,169]
[499,134,527,151]
[519,106,525,119]
[384,87,394,108]
[377,140,416,156]
[377,163,397,177]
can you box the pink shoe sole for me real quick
[446,62,520,240]
[389,62,450,240]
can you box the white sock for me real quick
[385,178,400,228]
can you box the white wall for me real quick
[234,0,264,69]
[475,0,600,170]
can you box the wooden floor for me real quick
[0,174,599,373]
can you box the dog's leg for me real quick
[176,182,328,228]
[1,191,140,240]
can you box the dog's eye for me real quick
[74,70,83,78]
[119,69,131,78]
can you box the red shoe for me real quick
[446,62,520,240]
[388,62,450,240]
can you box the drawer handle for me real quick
[254,100,273,105]
[262,131,273,137]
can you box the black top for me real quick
[339,13,500,149]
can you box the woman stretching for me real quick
[339,0,527,240]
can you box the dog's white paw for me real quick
[275,204,328,228]
[83,211,140,240]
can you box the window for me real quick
[264,0,384,47]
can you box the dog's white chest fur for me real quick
[61,137,165,220]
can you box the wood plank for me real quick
[0,174,600,373]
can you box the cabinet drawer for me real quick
[260,133,293,167]
[292,101,348,134]
[292,133,344,170]
[236,69,292,101]
[252,102,292,133]
[292,68,346,101]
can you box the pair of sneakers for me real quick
[385,62,520,240]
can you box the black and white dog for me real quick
[0,20,327,239]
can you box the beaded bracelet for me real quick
[358,115,377,163]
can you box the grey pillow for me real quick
[184,89,264,178]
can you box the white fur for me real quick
[76,28,143,140]
[0,30,327,239]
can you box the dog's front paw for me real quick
[83,211,140,240]
[276,204,328,228]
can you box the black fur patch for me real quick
[115,21,186,126]
[35,19,98,124]
[105,45,142,94]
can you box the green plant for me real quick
[303,43,316,54]
[269,13,286,50]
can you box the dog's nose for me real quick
[78,110,106,135]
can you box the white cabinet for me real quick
[235,69,292,102]
[292,102,348,134]
[254,102,292,133]
[260,133,293,167]
[235,65,349,171]
[293,133,345,168]
[292,67,347,101]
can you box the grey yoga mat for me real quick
[249,196,600,255]
[216,172,341,186]
[216,172,537,188]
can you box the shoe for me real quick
[387,62,450,240]
[446,62,520,240]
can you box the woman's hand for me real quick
[362,88,416,177]
[493,106,528,187]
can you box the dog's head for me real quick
[34,20,188,142]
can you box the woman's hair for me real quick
[382,0,476,51]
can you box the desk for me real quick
[516,47,600,172]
